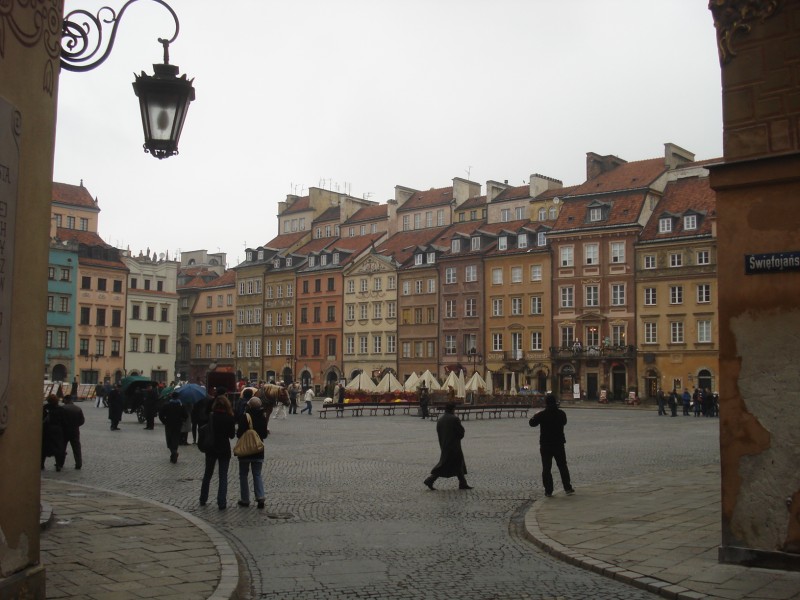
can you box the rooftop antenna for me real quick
[465,166,472,179]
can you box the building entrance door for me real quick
[586,373,598,400]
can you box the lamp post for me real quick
[60,0,195,158]
[468,347,482,375]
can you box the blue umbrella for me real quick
[176,383,207,405]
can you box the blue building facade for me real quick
[45,240,78,383]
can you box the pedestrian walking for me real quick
[682,388,691,416]
[528,393,574,498]
[288,382,299,414]
[300,387,314,415]
[143,384,159,430]
[199,391,236,510]
[191,392,210,444]
[656,388,666,416]
[158,392,186,463]
[94,382,106,408]
[236,395,268,509]
[107,383,124,430]
[418,382,429,419]
[41,394,66,471]
[423,402,472,490]
[61,394,85,469]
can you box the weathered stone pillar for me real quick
[0,2,64,598]
[709,0,800,570]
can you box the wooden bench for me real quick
[428,403,532,421]
[318,403,364,418]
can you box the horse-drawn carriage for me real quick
[120,375,157,424]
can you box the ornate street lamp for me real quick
[468,347,483,375]
[61,0,195,158]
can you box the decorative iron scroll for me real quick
[709,0,782,64]
[0,0,62,95]
[60,0,179,72]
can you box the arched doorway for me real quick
[300,369,312,390]
[558,364,575,399]
[51,364,67,382]
[644,369,659,399]
[698,369,713,391]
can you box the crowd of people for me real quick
[656,387,719,418]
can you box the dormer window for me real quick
[286,257,293,267]
[414,253,423,266]
[498,236,508,251]
[321,254,328,266]
[273,259,280,269]
[332,253,340,264]
[427,251,436,264]
[589,207,602,222]
[684,214,697,230]
[659,218,673,233]
[308,256,316,267]
[537,232,547,246]
[246,251,253,261]
[258,250,264,260]
[518,233,528,248]
[315,227,322,239]
[451,239,461,253]
[470,236,480,251]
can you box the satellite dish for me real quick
[553,197,560,204]
[158,252,165,260]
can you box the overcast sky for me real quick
[54,0,723,267]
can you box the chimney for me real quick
[486,180,510,202]
[529,174,563,198]
[586,152,627,180]
[664,143,695,170]
[394,185,416,208]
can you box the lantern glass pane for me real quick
[146,92,180,141]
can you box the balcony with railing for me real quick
[549,345,637,360]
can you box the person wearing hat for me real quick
[529,393,574,497]
[424,402,472,490]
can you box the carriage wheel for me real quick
[136,405,145,424]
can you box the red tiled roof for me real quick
[56,227,112,248]
[329,232,384,254]
[536,185,580,200]
[263,231,309,250]
[183,269,236,289]
[346,204,388,223]
[293,236,336,255]
[282,196,311,215]
[79,257,128,270]
[52,181,99,210]
[476,219,530,235]
[375,227,449,263]
[492,185,529,202]
[569,158,666,197]
[459,195,486,209]
[552,192,650,232]
[398,186,454,212]
[640,175,716,242]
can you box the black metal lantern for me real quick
[132,41,195,159]
[61,1,194,159]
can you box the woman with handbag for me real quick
[235,394,268,509]
[199,390,236,510]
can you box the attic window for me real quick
[518,233,528,248]
[684,215,697,230]
[258,250,264,260]
[414,253,423,266]
[273,259,280,268]
[659,218,673,233]
[332,253,340,264]
[470,236,480,251]
[308,256,316,267]
[498,236,508,251]
[246,251,253,261]
[286,257,293,267]
[427,251,436,264]
[451,239,461,253]
[589,207,602,222]
[321,254,328,266]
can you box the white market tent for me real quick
[442,370,458,392]
[403,372,419,391]
[457,368,466,399]
[465,371,486,392]
[375,372,404,393]
[345,372,377,392]
[485,370,493,395]
[418,369,441,390]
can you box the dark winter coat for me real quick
[529,406,568,447]
[61,402,85,440]
[42,404,66,458]
[158,400,186,433]
[236,405,268,461]
[107,388,124,422]
[208,408,236,459]
[430,411,467,478]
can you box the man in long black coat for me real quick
[143,384,159,430]
[61,394,85,469]
[107,383,123,430]
[529,393,574,497]
[159,392,186,463]
[42,394,66,471]
[424,403,472,490]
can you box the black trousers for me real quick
[540,444,571,494]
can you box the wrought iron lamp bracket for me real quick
[61,0,180,72]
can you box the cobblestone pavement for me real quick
[44,402,721,599]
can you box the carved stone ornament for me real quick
[0,0,62,96]
[709,0,782,64]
